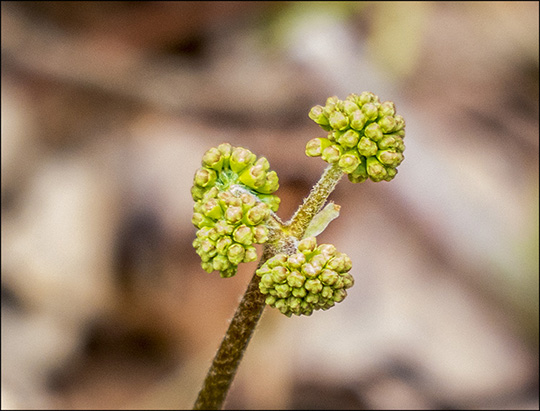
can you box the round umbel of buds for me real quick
[255,237,354,316]
[191,144,281,278]
[306,92,405,183]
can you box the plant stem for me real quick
[192,250,271,410]
[286,162,343,239]
[192,162,344,410]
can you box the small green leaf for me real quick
[303,202,341,239]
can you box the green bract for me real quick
[306,92,405,183]
[191,144,281,278]
[256,237,354,317]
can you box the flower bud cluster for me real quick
[306,92,405,183]
[256,237,354,316]
[191,144,281,278]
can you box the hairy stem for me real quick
[193,163,344,410]
[286,162,343,239]
[193,250,271,410]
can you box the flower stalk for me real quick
[192,162,345,409]
[190,92,406,409]
[192,252,269,410]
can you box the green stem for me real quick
[193,249,271,410]
[286,162,343,239]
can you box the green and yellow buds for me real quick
[306,92,405,183]
[256,237,354,317]
[192,144,281,277]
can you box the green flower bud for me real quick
[384,166,398,182]
[192,213,214,228]
[252,225,269,243]
[310,254,328,270]
[308,105,331,130]
[214,220,234,236]
[305,278,323,294]
[357,91,378,105]
[218,191,239,207]
[305,293,320,305]
[325,96,339,110]
[243,246,258,262]
[318,243,337,259]
[298,236,317,254]
[216,236,233,254]
[227,243,246,265]
[220,267,237,279]
[274,299,290,315]
[342,99,360,115]
[212,254,231,272]
[341,273,355,289]
[364,122,384,142]
[357,136,378,157]
[350,110,367,131]
[378,134,404,151]
[337,129,360,148]
[201,262,214,273]
[378,115,397,134]
[194,168,217,188]
[225,205,243,224]
[233,224,253,245]
[378,101,396,118]
[272,266,289,284]
[288,296,303,314]
[328,111,349,131]
[261,273,274,288]
[230,147,256,173]
[207,227,220,242]
[306,137,332,157]
[266,254,288,268]
[202,198,223,220]
[300,302,314,316]
[240,192,257,209]
[321,144,343,163]
[287,270,306,288]
[202,147,225,171]
[338,150,361,174]
[191,185,206,201]
[320,269,339,285]
[217,142,233,158]
[366,156,387,182]
[348,160,368,184]
[196,239,216,261]
[362,103,379,121]
[239,163,267,189]
[302,263,321,278]
[377,135,396,150]
[327,252,353,272]
[258,170,279,194]
[333,289,347,302]
[264,295,276,307]
[275,283,291,298]
[394,115,405,131]
[292,287,307,298]
[377,150,404,167]
[321,286,334,299]
[287,253,306,269]
[245,203,270,225]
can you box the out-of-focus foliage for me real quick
[1,1,538,410]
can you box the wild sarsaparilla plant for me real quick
[191,92,405,409]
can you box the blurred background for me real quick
[1,1,538,409]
